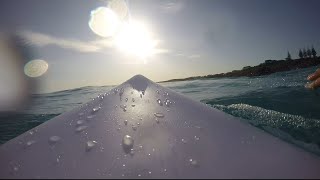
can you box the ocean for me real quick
[1,66,320,155]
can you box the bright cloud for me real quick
[20,31,170,56]
[21,31,106,53]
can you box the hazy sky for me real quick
[0,0,320,93]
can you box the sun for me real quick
[89,7,157,60]
[114,21,157,59]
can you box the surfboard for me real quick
[0,75,320,178]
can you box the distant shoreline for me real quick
[158,57,320,83]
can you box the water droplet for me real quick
[138,174,141,177]
[165,99,172,107]
[76,120,85,126]
[92,106,101,112]
[164,168,167,172]
[138,145,143,150]
[122,164,126,167]
[124,120,128,125]
[157,99,163,106]
[56,155,61,163]
[99,146,105,152]
[125,98,128,102]
[181,139,187,144]
[26,140,36,147]
[87,115,95,120]
[132,98,135,102]
[155,118,160,124]
[13,166,19,172]
[154,113,164,118]
[132,125,137,131]
[86,140,97,151]
[130,148,135,155]
[122,135,134,153]
[49,136,61,144]
[76,125,88,132]
[131,104,135,107]
[148,171,152,174]
[189,158,199,167]
[164,92,169,96]
[29,131,34,135]
[114,89,119,94]
[120,105,127,112]
[119,88,124,97]
[194,136,200,141]
[156,90,159,94]
[137,122,140,126]
[117,127,121,131]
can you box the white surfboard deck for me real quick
[0,75,320,179]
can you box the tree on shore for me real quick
[299,49,303,59]
[286,51,292,60]
[307,48,312,58]
[311,46,317,58]
[303,48,307,58]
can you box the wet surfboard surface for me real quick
[0,75,320,178]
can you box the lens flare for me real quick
[108,0,129,21]
[89,7,120,37]
[24,59,48,78]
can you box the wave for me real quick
[210,103,320,155]
[202,85,320,119]
[34,85,115,96]
[0,113,60,145]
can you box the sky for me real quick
[0,0,320,93]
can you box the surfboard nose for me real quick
[124,74,152,93]
[129,74,148,80]
[125,74,151,84]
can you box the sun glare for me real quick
[114,21,157,59]
[89,5,157,60]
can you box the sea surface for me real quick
[1,66,320,155]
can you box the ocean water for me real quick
[1,66,320,155]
